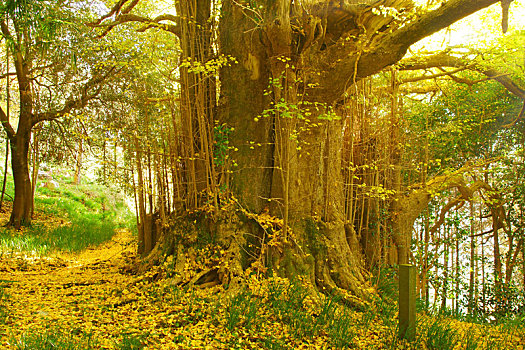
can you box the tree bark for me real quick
[218,0,372,301]
[135,136,146,255]
[468,200,476,316]
[0,139,9,211]
[30,129,40,216]
[9,130,33,228]
[214,0,503,299]
[74,138,83,185]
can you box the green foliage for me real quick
[498,312,525,334]
[265,279,356,347]
[114,330,148,350]
[0,281,9,324]
[0,217,116,255]
[179,54,238,76]
[213,123,233,167]
[421,318,457,350]
[225,289,259,330]
[325,306,356,349]
[11,327,96,350]
[263,337,289,350]
[0,0,65,47]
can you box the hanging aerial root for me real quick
[501,0,513,33]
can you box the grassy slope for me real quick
[0,175,134,255]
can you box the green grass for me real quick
[114,330,148,350]
[0,175,134,255]
[222,278,358,349]
[10,327,97,350]
[0,281,9,324]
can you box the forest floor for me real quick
[0,208,524,349]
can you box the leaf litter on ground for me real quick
[0,209,523,349]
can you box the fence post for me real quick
[399,264,416,341]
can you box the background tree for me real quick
[0,0,117,228]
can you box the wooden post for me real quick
[399,264,416,340]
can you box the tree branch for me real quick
[309,0,500,102]
[33,67,118,125]
[88,10,180,38]
[88,0,136,26]
[0,106,15,140]
[401,66,468,84]
[503,99,525,128]
[399,52,525,99]
[429,197,466,235]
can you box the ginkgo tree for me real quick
[0,0,117,228]
[91,0,522,302]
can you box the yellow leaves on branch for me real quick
[179,54,238,76]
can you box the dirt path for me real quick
[0,228,139,348]
[0,227,236,350]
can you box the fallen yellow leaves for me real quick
[0,228,523,349]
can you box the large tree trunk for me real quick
[8,130,33,228]
[218,0,369,302]
[142,0,504,300]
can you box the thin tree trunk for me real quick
[0,43,10,211]
[103,139,107,184]
[74,138,83,185]
[481,205,486,315]
[492,208,503,311]
[0,139,8,211]
[30,129,39,216]
[468,200,476,316]
[522,234,525,292]
[154,142,166,230]
[135,137,146,255]
[113,140,117,177]
[147,148,153,214]
[505,238,522,285]
[421,109,430,306]
[454,221,461,316]
[441,225,449,313]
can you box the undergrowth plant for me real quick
[225,289,260,331]
[0,282,9,324]
[213,277,361,348]
[11,327,96,350]
[421,318,456,350]
[114,330,148,350]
